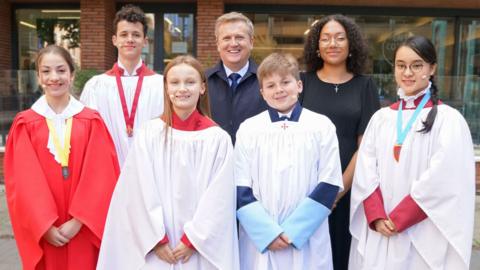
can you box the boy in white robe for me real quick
[349,36,475,270]
[97,55,239,270]
[80,5,163,166]
[235,53,343,270]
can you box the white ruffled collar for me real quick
[397,82,431,109]
[31,95,84,164]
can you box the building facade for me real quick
[0,0,479,147]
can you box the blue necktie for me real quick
[229,73,241,92]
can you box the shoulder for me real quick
[239,110,269,129]
[83,73,112,89]
[13,109,43,125]
[351,75,376,89]
[144,73,163,81]
[301,108,336,130]
[436,104,468,125]
[300,71,317,81]
[74,107,103,121]
[205,61,224,78]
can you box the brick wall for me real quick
[196,0,224,68]
[0,0,12,71]
[80,0,116,71]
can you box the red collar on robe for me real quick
[390,94,443,110]
[105,62,156,76]
[170,109,217,131]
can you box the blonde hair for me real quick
[162,55,211,139]
[215,12,254,39]
[257,53,300,86]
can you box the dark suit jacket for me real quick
[206,59,267,144]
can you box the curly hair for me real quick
[113,4,148,37]
[304,14,368,74]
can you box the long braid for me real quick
[419,76,438,133]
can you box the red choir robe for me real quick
[4,107,120,270]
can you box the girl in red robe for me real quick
[4,45,120,270]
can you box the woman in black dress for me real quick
[300,14,380,270]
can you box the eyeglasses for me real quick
[319,35,348,47]
[395,62,425,73]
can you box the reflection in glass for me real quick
[143,13,155,70]
[163,13,194,67]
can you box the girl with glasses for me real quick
[301,14,380,270]
[349,35,475,270]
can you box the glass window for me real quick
[457,19,480,146]
[143,13,155,70]
[163,13,194,67]
[351,16,455,106]
[247,14,318,66]
[0,9,81,146]
[16,9,81,70]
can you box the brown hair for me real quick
[162,55,211,139]
[113,4,148,37]
[257,52,300,86]
[35,45,75,74]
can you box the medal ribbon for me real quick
[114,63,145,136]
[46,118,73,179]
[396,90,431,146]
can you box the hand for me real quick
[374,219,396,237]
[268,234,290,251]
[58,218,82,240]
[154,242,177,264]
[333,192,344,209]
[173,242,195,263]
[279,233,291,244]
[384,218,397,232]
[43,226,69,247]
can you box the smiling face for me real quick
[318,20,349,67]
[37,52,73,101]
[261,73,302,114]
[112,20,147,63]
[216,20,253,72]
[394,46,436,96]
[166,63,206,117]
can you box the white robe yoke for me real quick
[80,70,164,166]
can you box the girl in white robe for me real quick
[349,36,475,270]
[97,55,239,270]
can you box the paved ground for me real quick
[0,185,479,269]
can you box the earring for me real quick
[348,53,352,58]
[316,49,321,58]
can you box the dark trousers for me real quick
[329,191,351,270]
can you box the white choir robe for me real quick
[97,118,239,270]
[349,104,475,270]
[235,108,343,270]
[80,65,164,166]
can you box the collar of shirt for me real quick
[268,102,303,122]
[32,95,84,120]
[117,59,143,77]
[223,62,249,85]
[397,82,431,109]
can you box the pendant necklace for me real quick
[334,84,340,93]
[394,90,431,162]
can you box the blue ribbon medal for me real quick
[394,90,431,162]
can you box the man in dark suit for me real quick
[206,12,267,144]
